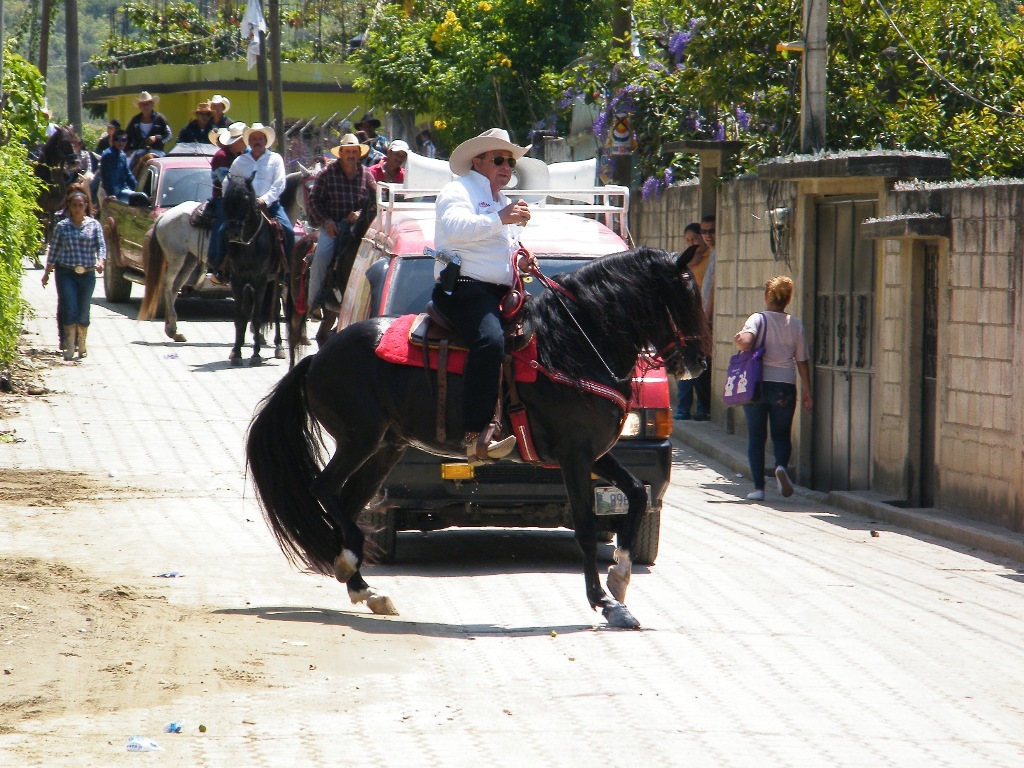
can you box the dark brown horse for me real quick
[246,246,711,628]
[33,126,79,265]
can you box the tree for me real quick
[354,0,599,148]
[560,0,1024,188]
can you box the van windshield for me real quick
[382,255,592,316]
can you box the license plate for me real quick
[594,485,652,516]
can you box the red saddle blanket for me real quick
[376,313,538,383]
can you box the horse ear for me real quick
[248,172,257,185]
[673,251,688,272]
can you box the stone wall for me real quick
[633,173,1024,532]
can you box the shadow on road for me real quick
[213,604,601,639]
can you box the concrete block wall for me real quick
[938,184,1021,529]
[630,181,700,252]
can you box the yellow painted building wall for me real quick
[86,61,367,133]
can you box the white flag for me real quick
[242,0,267,71]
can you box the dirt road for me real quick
[2,271,1024,767]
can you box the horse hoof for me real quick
[275,346,286,360]
[230,356,243,367]
[366,591,399,616]
[607,565,631,604]
[249,355,263,367]
[602,602,640,629]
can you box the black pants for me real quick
[431,280,507,434]
[693,357,712,415]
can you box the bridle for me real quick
[227,190,268,246]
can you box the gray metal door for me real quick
[920,243,939,506]
[813,199,876,491]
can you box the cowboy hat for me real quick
[448,128,531,176]
[194,101,212,115]
[355,112,381,129]
[243,122,276,148]
[210,122,248,147]
[329,133,370,158]
[134,91,159,107]
[210,94,231,112]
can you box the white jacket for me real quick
[434,170,516,286]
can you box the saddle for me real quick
[376,310,542,463]
[189,200,216,229]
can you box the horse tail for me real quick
[245,355,338,576]
[138,223,167,321]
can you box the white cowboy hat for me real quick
[210,122,248,147]
[243,122,276,148]
[329,133,370,158]
[448,128,531,176]
[134,91,159,107]
[210,94,231,112]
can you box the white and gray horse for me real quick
[137,171,310,348]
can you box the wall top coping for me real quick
[861,213,951,240]
[758,151,952,181]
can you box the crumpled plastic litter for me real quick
[126,736,163,751]
[155,572,184,578]
[165,721,183,733]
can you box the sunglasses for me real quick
[114,137,128,142]
[197,112,212,117]
[701,228,715,234]
[491,156,517,168]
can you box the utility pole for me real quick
[801,0,827,152]
[257,28,270,125]
[608,0,632,187]
[64,0,82,132]
[38,0,52,79]
[268,0,284,143]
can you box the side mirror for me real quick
[127,191,151,208]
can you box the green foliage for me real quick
[354,0,600,147]
[564,0,1024,187]
[0,130,43,367]
[2,48,48,144]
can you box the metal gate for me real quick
[920,243,939,506]
[813,199,877,491]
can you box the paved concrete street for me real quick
[2,272,1023,767]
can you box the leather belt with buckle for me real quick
[73,265,88,275]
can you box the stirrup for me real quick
[464,427,517,465]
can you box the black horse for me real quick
[33,126,78,258]
[246,247,711,628]
[223,176,284,366]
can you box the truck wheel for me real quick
[625,509,661,566]
[104,256,132,303]
[362,508,397,564]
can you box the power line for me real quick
[874,0,1022,118]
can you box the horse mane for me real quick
[39,126,75,163]
[523,246,709,384]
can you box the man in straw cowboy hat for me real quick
[227,122,295,262]
[432,128,532,464]
[176,101,215,145]
[124,91,171,168]
[209,95,233,130]
[305,133,378,313]
[205,122,249,284]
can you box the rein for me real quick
[231,205,268,246]
[518,247,634,385]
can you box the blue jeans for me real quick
[741,381,797,490]
[207,198,227,271]
[55,267,96,326]
[675,377,694,416]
